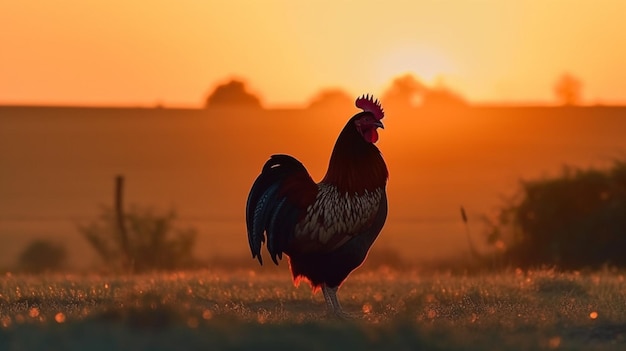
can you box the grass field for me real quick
[0,268,625,350]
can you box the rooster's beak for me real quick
[374,120,384,129]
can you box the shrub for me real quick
[78,206,197,273]
[484,161,626,269]
[18,240,67,274]
[204,79,262,109]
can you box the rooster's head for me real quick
[354,94,385,143]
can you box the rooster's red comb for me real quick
[355,94,384,120]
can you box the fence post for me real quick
[115,175,131,271]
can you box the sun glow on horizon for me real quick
[375,46,457,86]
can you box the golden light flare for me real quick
[54,312,66,323]
[28,307,40,318]
[548,336,561,349]
[202,309,213,320]
[375,46,456,85]
[256,312,268,324]
[589,311,598,319]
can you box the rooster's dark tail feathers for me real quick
[246,154,307,265]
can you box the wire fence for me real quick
[0,214,464,224]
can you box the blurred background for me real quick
[1,1,625,272]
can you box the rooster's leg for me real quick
[322,284,352,318]
[321,284,336,312]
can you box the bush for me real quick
[204,79,262,109]
[484,161,626,269]
[18,240,67,274]
[78,206,198,273]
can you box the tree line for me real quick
[204,73,584,110]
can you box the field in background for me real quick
[1,106,626,269]
[0,268,625,350]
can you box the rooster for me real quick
[246,94,388,317]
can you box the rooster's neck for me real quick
[321,122,388,194]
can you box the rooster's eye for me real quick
[358,116,376,127]
[355,116,371,126]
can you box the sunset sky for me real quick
[2,0,625,107]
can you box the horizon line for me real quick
[1,101,626,110]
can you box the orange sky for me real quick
[1,1,625,107]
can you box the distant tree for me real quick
[382,73,425,109]
[382,73,467,109]
[307,88,352,110]
[554,73,582,106]
[205,79,262,109]
[18,240,67,274]
[422,87,467,108]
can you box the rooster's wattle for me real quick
[246,94,388,317]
